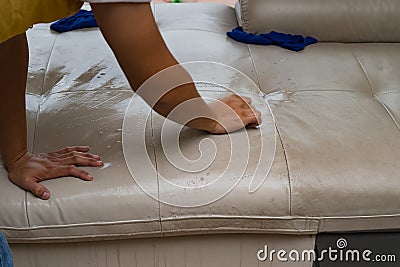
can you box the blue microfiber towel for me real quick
[50,10,98,33]
[227,27,318,51]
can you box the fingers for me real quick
[7,149,100,202]
[59,155,103,167]
[51,147,102,167]
[47,146,102,181]
[24,165,94,200]
[246,123,259,128]
[226,94,254,112]
[212,94,262,133]
[243,109,262,127]
[229,94,261,127]
[227,94,252,105]
[23,179,51,200]
[240,96,252,105]
[56,166,94,181]
[58,151,101,161]
[56,146,90,155]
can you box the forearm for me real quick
[114,40,215,130]
[0,34,29,169]
[92,3,215,131]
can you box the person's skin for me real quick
[0,34,103,200]
[0,2,261,200]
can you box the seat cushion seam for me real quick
[246,45,292,216]
[41,34,58,96]
[375,98,400,132]
[350,49,375,97]
[351,49,400,132]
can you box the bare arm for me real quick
[0,34,103,200]
[0,34,29,168]
[0,3,260,200]
[92,3,261,133]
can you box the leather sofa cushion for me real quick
[239,0,400,42]
[1,3,400,242]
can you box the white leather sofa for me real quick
[1,0,400,266]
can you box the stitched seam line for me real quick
[27,35,58,227]
[375,99,400,132]
[247,45,292,216]
[351,49,375,97]
[41,34,58,96]
[275,127,292,216]
[351,48,400,133]
[150,111,163,235]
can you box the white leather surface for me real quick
[11,234,315,267]
[239,0,400,42]
[1,3,400,243]
[249,42,400,230]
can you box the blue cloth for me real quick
[50,10,98,33]
[0,233,13,267]
[227,27,318,51]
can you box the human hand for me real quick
[207,94,262,134]
[7,146,103,200]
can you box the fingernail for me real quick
[98,161,104,165]
[41,192,50,199]
[88,175,94,180]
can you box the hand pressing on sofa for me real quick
[0,35,104,200]
[0,3,261,200]
[93,3,262,134]
[206,94,262,134]
[7,147,103,200]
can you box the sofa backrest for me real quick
[239,0,400,42]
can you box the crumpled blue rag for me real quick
[50,10,98,33]
[227,27,318,51]
[0,232,13,267]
